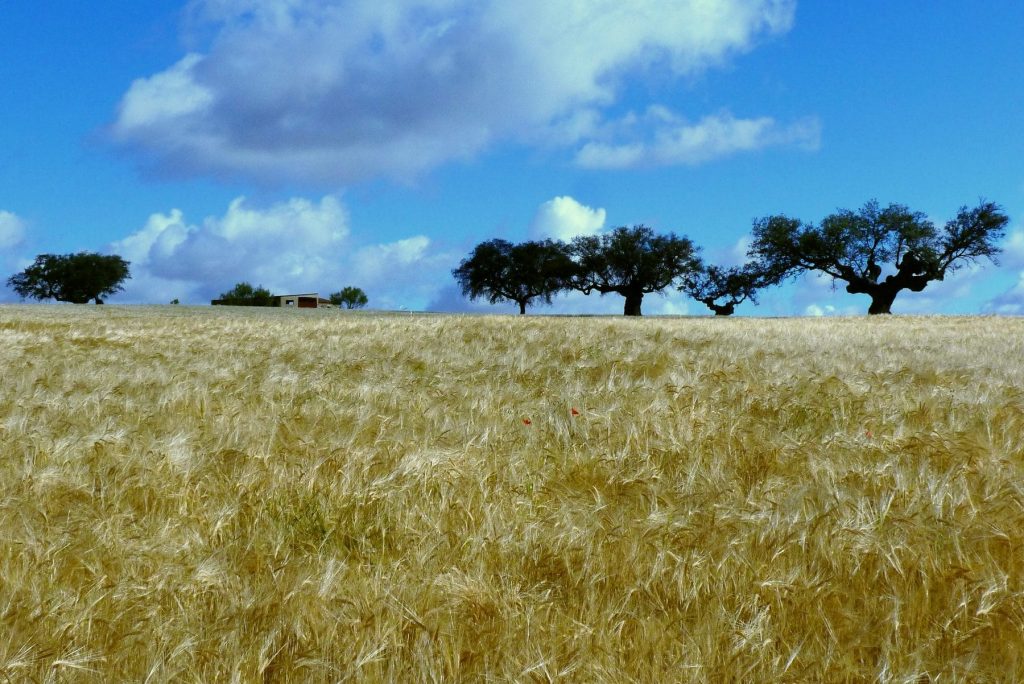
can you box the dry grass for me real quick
[1,305,1023,682]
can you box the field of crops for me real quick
[1,305,1023,681]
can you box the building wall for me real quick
[275,294,320,308]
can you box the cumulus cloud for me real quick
[110,0,801,183]
[112,195,349,300]
[0,211,26,251]
[575,109,821,169]
[529,196,606,242]
[109,195,453,308]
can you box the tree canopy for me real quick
[680,262,770,316]
[330,286,369,309]
[749,200,1009,314]
[569,226,700,316]
[215,282,275,306]
[452,238,573,314]
[7,252,130,304]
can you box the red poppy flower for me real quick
[522,418,532,426]
[571,408,580,416]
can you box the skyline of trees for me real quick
[453,199,1008,316]
[5,199,1010,315]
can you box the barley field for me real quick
[1,305,1023,682]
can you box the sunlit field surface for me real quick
[2,306,1023,682]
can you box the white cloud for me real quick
[351,236,431,282]
[0,210,30,302]
[575,110,821,169]
[804,303,834,317]
[111,0,800,183]
[985,272,1024,315]
[982,229,1024,315]
[529,196,606,242]
[1001,229,1024,268]
[0,211,26,251]
[109,195,453,308]
[349,235,457,309]
[116,54,214,133]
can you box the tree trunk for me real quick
[867,287,898,315]
[845,277,900,315]
[518,300,527,315]
[623,291,643,316]
[845,255,937,315]
[707,301,735,316]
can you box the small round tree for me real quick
[215,282,275,306]
[452,239,572,314]
[7,252,130,304]
[330,286,369,309]
[569,226,700,316]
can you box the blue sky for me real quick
[2,1,1022,315]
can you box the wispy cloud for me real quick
[575,109,821,169]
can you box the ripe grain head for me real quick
[1,305,1022,681]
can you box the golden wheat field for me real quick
[1,305,1023,682]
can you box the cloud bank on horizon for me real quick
[110,195,454,309]
[108,191,699,315]
[4,191,1023,315]
[110,0,815,184]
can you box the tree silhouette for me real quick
[330,286,369,309]
[453,239,572,314]
[749,200,1008,314]
[569,226,700,316]
[8,252,130,304]
[215,282,275,306]
[680,262,769,316]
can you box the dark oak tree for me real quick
[569,226,700,316]
[680,263,769,316]
[749,200,1009,314]
[452,238,573,314]
[214,282,275,306]
[330,286,369,309]
[8,252,130,304]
